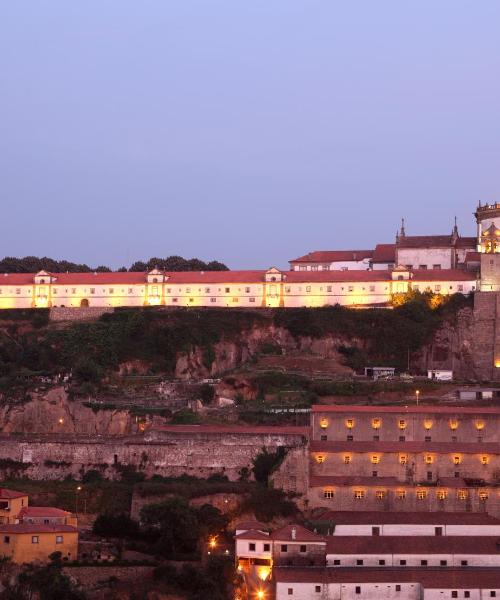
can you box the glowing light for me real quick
[398,419,407,430]
[209,536,217,549]
[316,455,325,464]
[345,419,354,429]
[495,359,500,368]
[257,566,271,581]
[399,454,407,465]
[453,455,461,465]
[481,455,489,465]
[449,419,459,430]
[423,419,433,430]
[371,418,381,429]
[371,455,380,464]
[257,590,265,600]
[479,491,489,501]
[476,420,485,431]
[424,455,433,464]
[320,419,328,429]
[58,418,64,425]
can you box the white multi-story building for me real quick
[0,266,477,311]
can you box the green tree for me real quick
[252,447,287,485]
[140,496,200,555]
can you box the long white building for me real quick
[0,266,476,310]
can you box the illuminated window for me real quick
[371,455,380,464]
[316,455,325,464]
[346,419,354,429]
[424,419,433,430]
[453,456,461,465]
[320,419,328,429]
[399,455,407,465]
[396,490,406,500]
[450,418,460,430]
[479,491,488,501]
[476,420,485,431]
[398,419,406,430]
[354,490,365,500]
[416,490,427,500]
[375,490,385,500]
[372,418,381,429]
[457,489,468,501]
[424,455,433,464]
[344,455,351,465]
[323,490,334,499]
[481,455,489,465]
[437,490,447,500]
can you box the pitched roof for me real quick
[326,535,500,555]
[310,440,500,454]
[411,269,476,281]
[398,235,454,248]
[235,529,270,541]
[465,251,481,262]
[0,523,77,534]
[273,566,500,586]
[0,488,28,500]
[18,506,72,518]
[270,524,326,543]
[152,425,308,436]
[310,475,400,488]
[289,251,373,264]
[372,244,396,263]
[317,511,500,525]
[312,404,500,414]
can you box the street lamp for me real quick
[75,486,82,515]
[415,390,420,406]
[257,591,265,600]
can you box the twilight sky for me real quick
[1,2,500,270]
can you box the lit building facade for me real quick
[0,267,477,310]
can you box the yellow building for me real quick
[0,523,78,563]
[0,488,29,524]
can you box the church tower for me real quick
[475,202,500,291]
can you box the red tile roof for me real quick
[235,529,271,541]
[411,269,476,281]
[312,405,500,414]
[290,251,373,264]
[310,440,500,454]
[0,523,77,534]
[456,236,477,248]
[270,524,326,543]
[320,510,500,524]
[18,506,72,519]
[273,566,500,586]
[152,425,309,435]
[465,251,481,262]
[326,535,500,555]
[316,511,500,525]
[0,268,476,286]
[372,244,396,263]
[0,488,28,500]
[310,475,400,488]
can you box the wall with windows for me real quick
[396,248,454,270]
[0,529,78,563]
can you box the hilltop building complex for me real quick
[1,202,500,310]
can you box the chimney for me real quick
[291,527,296,540]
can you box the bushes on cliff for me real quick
[252,447,287,485]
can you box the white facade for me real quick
[428,370,453,381]
[0,268,477,311]
[276,581,420,600]
[397,248,454,271]
[326,552,500,568]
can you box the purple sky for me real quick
[1,2,500,270]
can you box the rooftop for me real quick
[0,488,28,500]
[18,506,72,519]
[372,244,396,263]
[152,425,309,436]
[273,566,500,586]
[312,405,500,415]
[316,511,500,525]
[234,520,269,532]
[310,440,500,454]
[270,524,326,543]
[326,536,500,555]
[235,529,270,541]
[289,251,373,264]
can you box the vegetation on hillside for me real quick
[0,291,471,394]
[0,254,228,273]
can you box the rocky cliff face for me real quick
[174,308,476,380]
[0,387,137,435]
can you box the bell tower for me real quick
[475,202,500,292]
